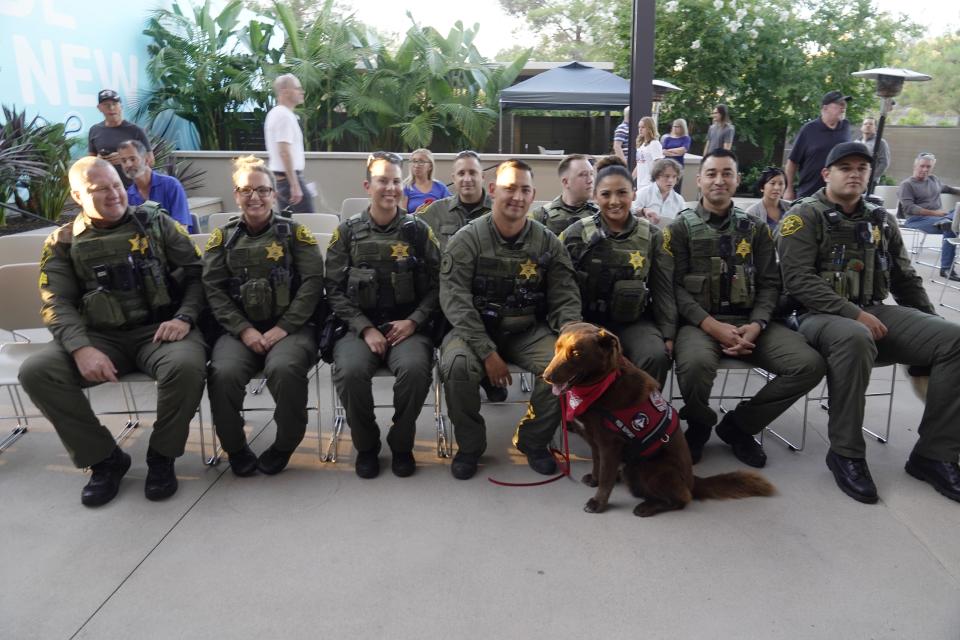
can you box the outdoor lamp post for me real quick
[651,79,681,126]
[851,67,931,194]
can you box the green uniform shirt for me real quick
[202,213,325,336]
[38,206,205,354]
[417,190,493,250]
[324,207,441,336]
[667,201,780,327]
[561,213,676,340]
[776,188,934,317]
[440,213,581,360]
[529,195,599,237]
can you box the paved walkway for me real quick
[2,253,959,639]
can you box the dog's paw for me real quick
[581,473,598,487]
[584,498,607,513]
[633,501,659,518]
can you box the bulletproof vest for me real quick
[574,214,653,325]
[537,199,599,236]
[806,197,891,306]
[434,198,490,247]
[223,215,300,325]
[343,212,430,322]
[70,204,175,330]
[678,208,757,316]
[471,219,552,336]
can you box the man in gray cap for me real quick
[784,91,852,200]
[777,141,960,505]
[87,89,152,188]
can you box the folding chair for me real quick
[190,212,201,234]
[206,212,240,231]
[0,234,47,267]
[805,362,898,445]
[292,213,340,234]
[0,343,45,453]
[339,198,369,218]
[937,238,960,312]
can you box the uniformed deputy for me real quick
[559,156,675,386]
[417,150,492,251]
[324,151,441,479]
[202,156,324,477]
[669,149,825,468]
[777,141,960,504]
[439,159,582,480]
[18,157,207,507]
[529,153,598,236]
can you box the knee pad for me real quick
[445,354,472,382]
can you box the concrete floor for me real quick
[2,259,959,640]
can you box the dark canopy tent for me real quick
[498,62,630,152]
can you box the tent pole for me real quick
[628,0,655,176]
[499,103,503,154]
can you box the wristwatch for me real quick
[754,319,768,331]
[174,313,194,328]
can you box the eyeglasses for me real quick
[410,159,431,165]
[367,151,402,168]
[235,186,274,198]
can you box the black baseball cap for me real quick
[821,90,851,106]
[98,89,120,104]
[825,142,874,168]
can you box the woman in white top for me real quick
[633,158,686,226]
[632,116,663,187]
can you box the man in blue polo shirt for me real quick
[784,90,852,201]
[118,140,194,232]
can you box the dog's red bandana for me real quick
[563,370,679,459]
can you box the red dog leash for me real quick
[487,402,572,487]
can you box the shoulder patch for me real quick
[662,227,674,256]
[206,227,223,251]
[426,225,440,248]
[779,214,804,237]
[440,253,453,275]
[296,224,318,245]
[174,221,190,237]
[328,227,341,248]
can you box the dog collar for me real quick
[563,370,620,419]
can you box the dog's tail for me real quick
[692,471,776,501]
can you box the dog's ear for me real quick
[596,328,621,356]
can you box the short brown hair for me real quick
[496,158,534,180]
[557,153,592,177]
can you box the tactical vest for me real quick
[574,214,653,325]
[71,205,175,330]
[806,197,891,306]
[222,216,300,325]
[537,199,599,236]
[343,212,430,323]
[435,201,490,247]
[471,219,551,337]
[678,208,757,316]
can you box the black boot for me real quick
[520,446,557,475]
[227,444,259,477]
[905,453,960,502]
[826,450,878,504]
[716,413,767,468]
[684,422,712,464]
[144,448,178,501]
[451,451,480,480]
[355,449,380,479]
[391,451,416,477]
[81,446,131,507]
[257,445,294,475]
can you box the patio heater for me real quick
[651,79,681,127]
[851,67,931,195]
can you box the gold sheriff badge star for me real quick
[735,238,751,258]
[518,259,539,279]
[265,241,285,261]
[628,251,646,270]
[128,234,149,255]
[390,242,410,259]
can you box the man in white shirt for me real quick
[264,74,314,213]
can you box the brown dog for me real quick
[543,322,775,517]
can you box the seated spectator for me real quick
[660,118,692,193]
[632,158,685,226]
[745,167,790,231]
[402,148,451,213]
[118,140,194,232]
[898,152,959,281]
[633,116,663,187]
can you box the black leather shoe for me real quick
[81,447,131,507]
[355,449,380,479]
[522,446,557,475]
[227,445,258,477]
[451,451,480,480]
[257,445,293,475]
[684,422,712,464]
[905,453,960,502]
[716,414,767,468]
[480,377,508,402]
[144,448,178,501]
[391,451,416,478]
[825,450,878,504]
[939,268,960,282]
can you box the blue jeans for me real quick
[904,213,956,269]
